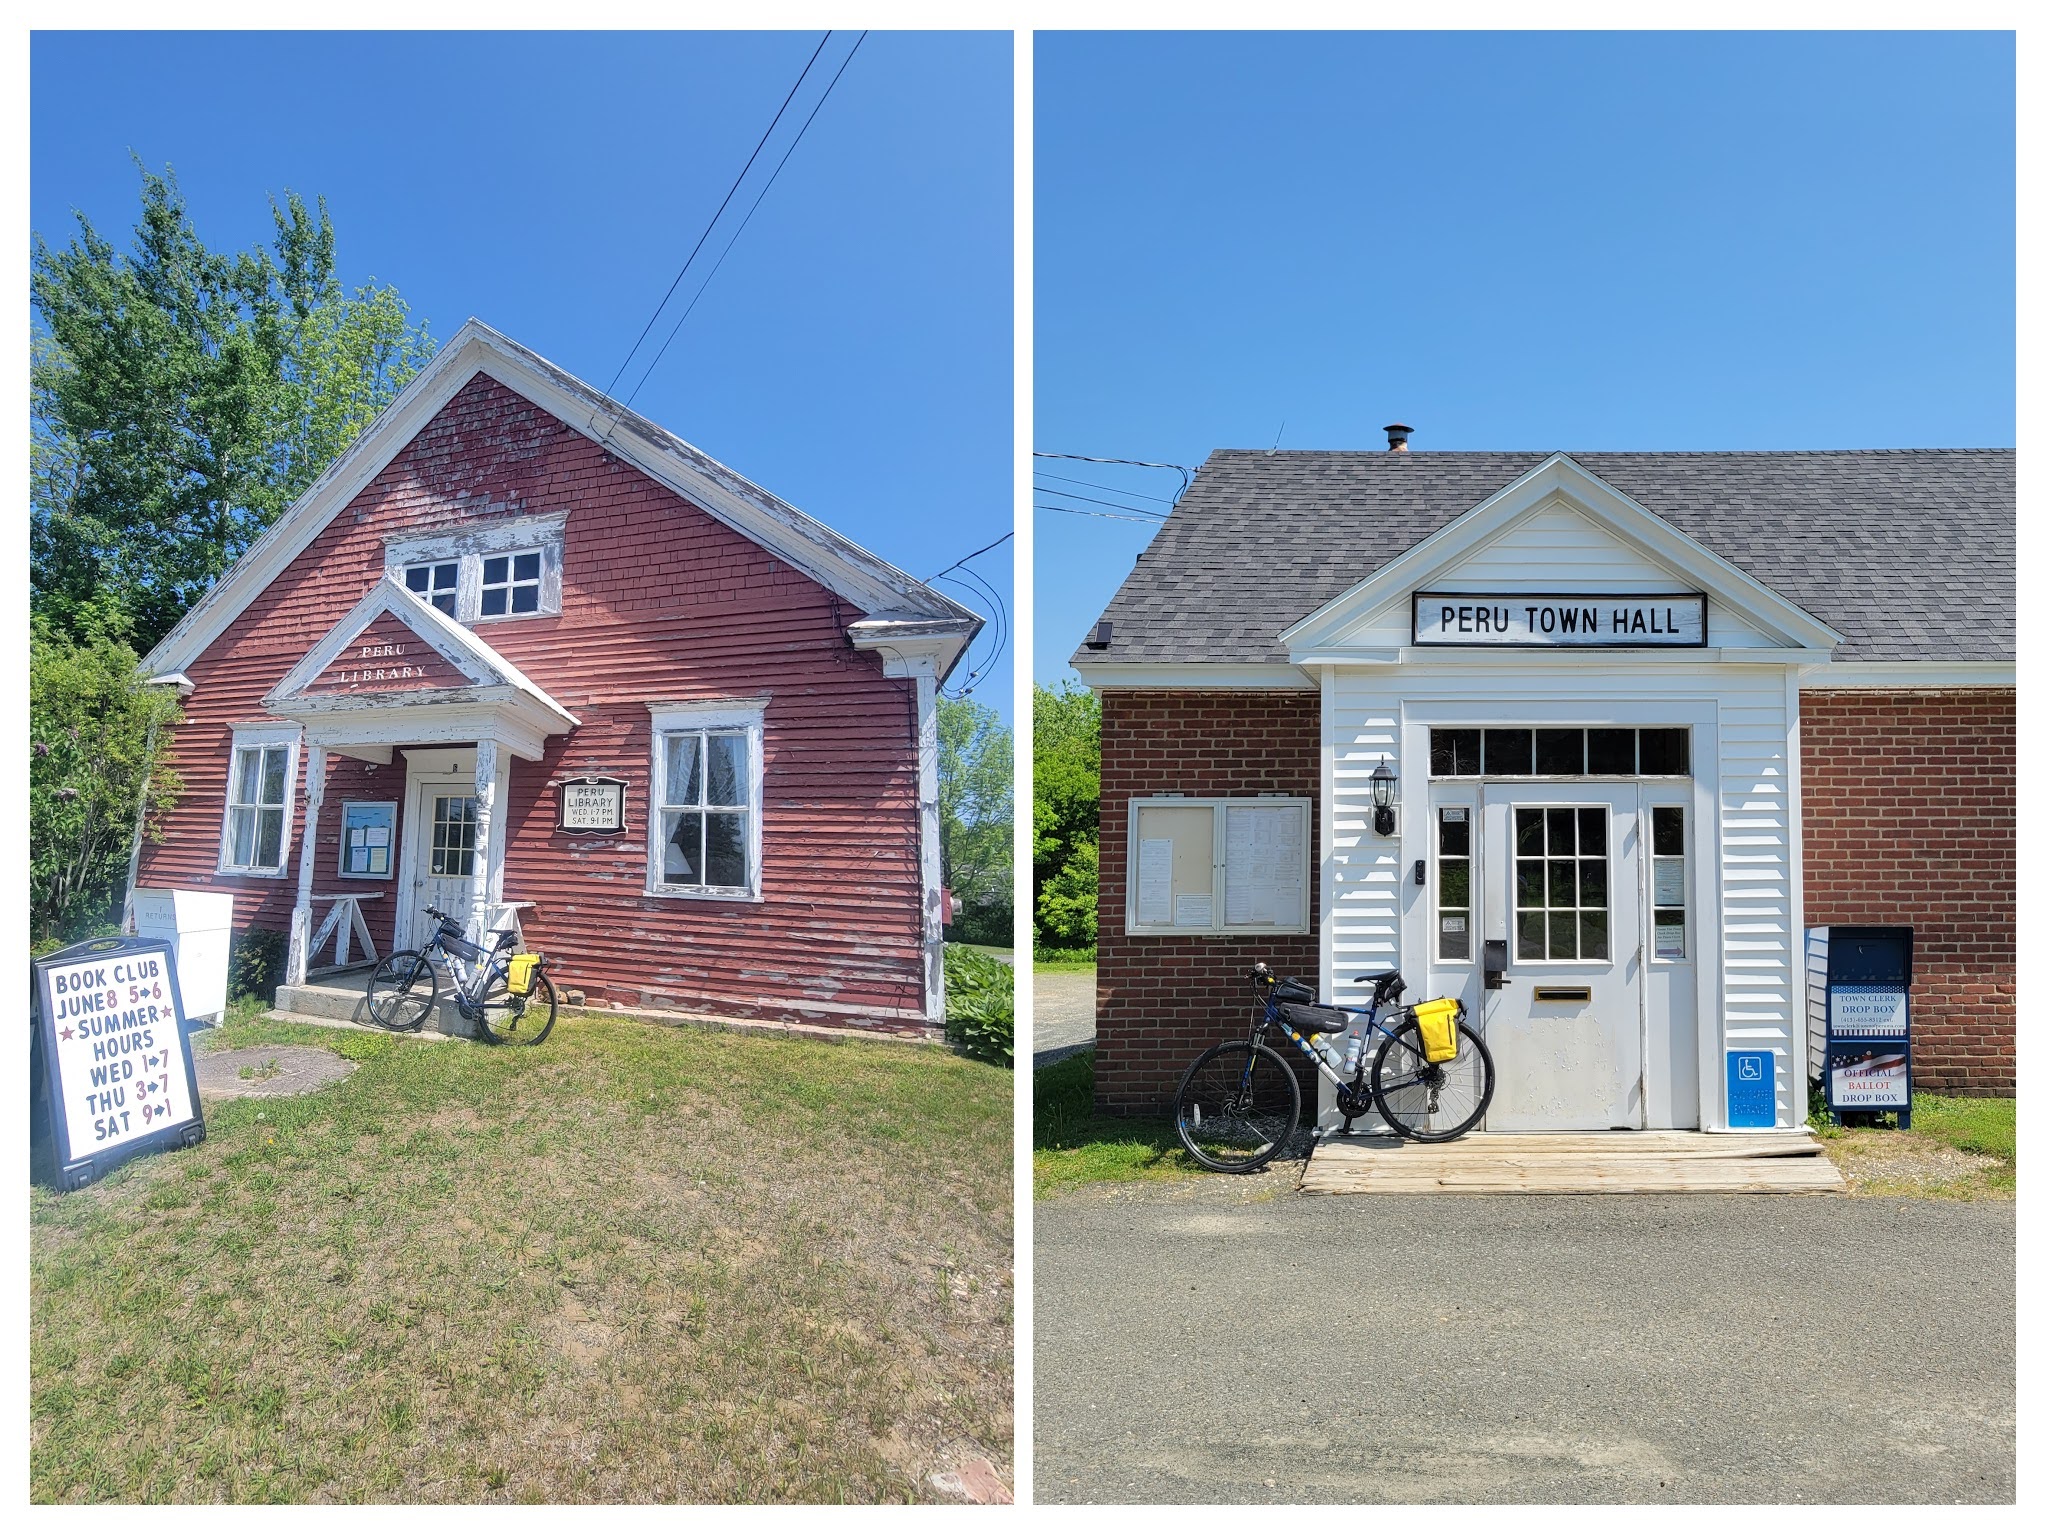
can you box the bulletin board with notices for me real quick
[1125,796,1311,936]
[338,801,398,879]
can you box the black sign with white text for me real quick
[32,936,205,1190]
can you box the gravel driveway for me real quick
[1032,968,1096,1066]
[1036,1180,2014,1503]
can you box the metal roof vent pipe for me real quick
[1384,422,1413,453]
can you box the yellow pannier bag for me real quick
[1412,997,1462,1064]
[506,953,542,996]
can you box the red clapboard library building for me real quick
[129,321,980,1031]
[1074,438,2013,1129]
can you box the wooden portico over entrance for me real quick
[262,576,578,985]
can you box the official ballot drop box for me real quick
[1805,925,1914,1127]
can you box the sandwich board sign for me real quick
[31,935,205,1190]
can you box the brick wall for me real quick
[1095,690,1321,1115]
[1802,688,2015,1095]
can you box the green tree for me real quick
[30,615,184,945]
[937,696,1015,946]
[31,162,435,649]
[1032,681,1100,949]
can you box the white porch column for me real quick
[285,745,328,985]
[917,674,945,1023]
[469,738,499,942]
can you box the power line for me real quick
[1033,469,1174,504]
[1035,501,1166,526]
[1030,484,1168,518]
[604,32,832,400]
[1034,451,1195,472]
[927,529,1013,582]
[1034,449,1197,500]
[624,31,869,407]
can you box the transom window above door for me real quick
[1430,727,1689,778]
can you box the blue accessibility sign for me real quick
[1725,1051,1778,1128]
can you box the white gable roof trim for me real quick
[1277,453,1844,661]
[143,319,981,679]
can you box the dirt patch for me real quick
[194,1046,356,1099]
[1822,1130,2010,1198]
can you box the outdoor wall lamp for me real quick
[1371,760,1398,836]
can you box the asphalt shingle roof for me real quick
[1074,449,2014,667]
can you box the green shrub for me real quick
[943,945,1013,1068]
[1035,835,1098,949]
[229,926,289,1004]
[1034,945,1096,965]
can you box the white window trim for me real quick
[1645,796,1693,966]
[1431,792,1479,966]
[384,511,567,625]
[478,547,545,619]
[1507,801,1618,968]
[401,558,461,618]
[1123,795,1313,938]
[646,700,767,902]
[217,723,303,878]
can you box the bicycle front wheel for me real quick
[477,970,557,1046]
[1370,1019,1495,1142]
[365,951,438,1032]
[1172,1041,1301,1173]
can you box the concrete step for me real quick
[274,975,483,1039]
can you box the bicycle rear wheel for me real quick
[365,951,437,1032]
[1172,1041,1301,1173]
[1370,1019,1494,1142]
[477,970,557,1046]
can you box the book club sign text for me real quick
[33,936,205,1188]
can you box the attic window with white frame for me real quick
[403,560,459,617]
[218,724,301,876]
[646,701,766,901]
[480,550,542,616]
[385,511,567,625]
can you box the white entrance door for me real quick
[1477,784,1644,1131]
[408,777,479,949]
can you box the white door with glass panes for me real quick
[1423,724,1699,1130]
[1477,785,1643,1130]
[409,777,479,947]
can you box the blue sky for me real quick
[31,30,1015,716]
[1034,30,2015,687]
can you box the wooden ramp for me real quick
[1299,1130,1844,1195]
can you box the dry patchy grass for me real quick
[31,1012,1011,1503]
[1815,1093,2015,1200]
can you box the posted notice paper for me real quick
[1225,805,1304,927]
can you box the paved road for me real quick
[1037,1180,2014,1503]
[1033,968,1096,1067]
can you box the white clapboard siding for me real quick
[1322,662,1800,1129]
[1715,681,1797,1126]
[1334,503,1781,651]
[1325,700,1402,993]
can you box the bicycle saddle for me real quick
[1353,969,1405,1002]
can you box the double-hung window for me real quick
[647,701,765,900]
[219,725,301,875]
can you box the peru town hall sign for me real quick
[1413,591,1708,648]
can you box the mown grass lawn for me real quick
[1813,1092,2016,1199]
[31,1010,1012,1503]
[1033,1049,1197,1199]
